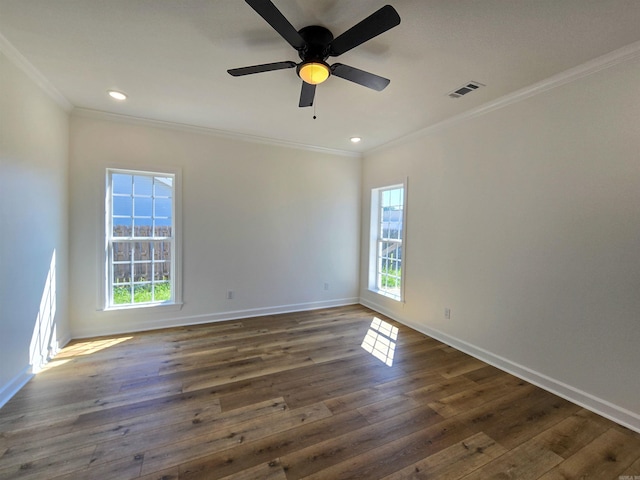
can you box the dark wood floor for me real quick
[1,305,639,479]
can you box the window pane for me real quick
[390,188,401,207]
[112,242,132,262]
[381,189,390,206]
[134,197,152,217]
[113,264,131,284]
[133,220,152,237]
[113,196,132,216]
[134,242,152,261]
[153,282,171,301]
[113,285,132,304]
[154,177,173,197]
[113,218,132,237]
[112,174,132,195]
[134,262,152,282]
[134,175,153,196]
[154,197,172,219]
[154,221,172,237]
[134,283,153,303]
[154,241,171,261]
[154,262,171,281]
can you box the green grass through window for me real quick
[113,282,171,304]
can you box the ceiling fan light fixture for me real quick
[298,62,330,85]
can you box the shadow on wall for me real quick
[29,250,59,373]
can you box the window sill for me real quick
[102,301,183,312]
[369,289,403,302]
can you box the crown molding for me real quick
[368,39,640,156]
[71,108,361,159]
[0,32,72,111]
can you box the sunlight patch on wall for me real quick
[361,317,399,366]
[30,250,58,373]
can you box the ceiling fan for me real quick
[227,0,401,107]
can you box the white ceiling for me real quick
[2,0,640,154]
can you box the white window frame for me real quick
[104,167,182,310]
[368,181,407,301]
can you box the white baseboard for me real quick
[72,297,360,339]
[0,366,33,409]
[360,297,640,434]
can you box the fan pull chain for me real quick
[313,93,319,119]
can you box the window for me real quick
[369,183,405,300]
[105,169,179,308]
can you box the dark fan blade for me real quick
[328,5,400,56]
[330,63,390,91]
[245,0,305,50]
[227,61,296,76]
[299,81,316,107]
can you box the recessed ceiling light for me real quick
[108,90,127,101]
[350,137,362,143]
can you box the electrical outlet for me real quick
[444,307,451,319]
[324,282,329,291]
[227,290,234,300]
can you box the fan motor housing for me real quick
[297,25,333,61]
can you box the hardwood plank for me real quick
[136,467,179,480]
[139,402,332,476]
[356,394,422,424]
[279,405,444,478]
[89,397,287,466]
[463,364,509,384]
[480,387,582,450]
[404,374,481,405]
[619,455,640,478]
[438,356,488,379]
[46,455,144,480]
[458,438,563,480]
[427,374,525,418]
[380,432,508,480]
[0,444,96,480]
[218,459,287,480]
[297,416,476,480]
[177,409,369,480]
[529,408,609,459]
[537,428,640,480]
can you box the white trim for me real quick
[71,108,361,159]
[368,40,640,155]
[0,32,72,111]
[360,298,640,434]
[0,366,33,409]
[71,297,360,339]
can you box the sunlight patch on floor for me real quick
[361,317,398,366]
[55,336,133,358]
[37,358,72,372]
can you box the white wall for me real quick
[68,113,361,337]
[0,51,70,406]
[361,56,640,430]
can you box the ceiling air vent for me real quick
[448,81,484,99]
